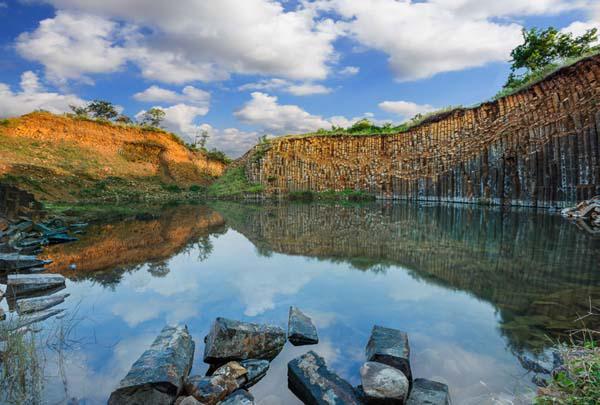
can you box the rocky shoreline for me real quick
[108,309,451,405]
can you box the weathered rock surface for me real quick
[213,361,248,385]
[175,396,202,405]
[108,325,195,405]
[406,379,451,405]
[288,306,318,346]
[0,253,51,271]
[366,325,412,383]
[1,308,65,331]
[360,361,409,404]
[185,374,239,405]
[219,389,255,405]
[7,274,65,295]
[16,293,70,314]
[288,351,361,405]
[239,359,269,387]
[203,318,286,364]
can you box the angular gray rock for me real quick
[203,318,286,364]
[185,374,239,405]
[288,351,361,405]
[7,274,65,295]
[406,379,451,405]
[288,306,318,346]
[108,325,195,405]
[1,308,65,331]
[360,361,409,404]
[0,253,51,271]
[175,396,202,405]
[366,325,412,383]
[239,359,269,387]
[16,293,70,314]
[219,389,255,405]
[213,361,248,385]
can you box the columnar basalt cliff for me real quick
[245,55,600,207]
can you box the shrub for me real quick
[161,184,182,193]
[0,119,9,127]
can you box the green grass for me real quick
[288,189,376,202]
[207,167,264,198]
[0,118,10,127]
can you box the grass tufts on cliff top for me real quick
[207,167,264,198]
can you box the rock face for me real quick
[220,389,255,405]
[366,325,412,384]
[203,318,286,364]
[239,359,270,387]
[245,55,600,207]
[406,379,451,405]
[360,361,409,404]
[108,325,195,405]
[288,351,361,405]
[288,306,319,346]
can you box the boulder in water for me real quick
[0,253,51,271]
[203,318,285,364]
[108,325,195,405]
[288,306,318,346]
[360,361,409,404]
[288,351,361,405]
[7,274,65,295]
[365,325,412,384]
[406,379,451,405]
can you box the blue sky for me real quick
[0,0,598,156]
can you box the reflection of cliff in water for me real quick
[214,202,600,351]
[42,206,226,286]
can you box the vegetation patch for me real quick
[288,189,376,202]
[207,167,264,198]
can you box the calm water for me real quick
[5,202,600,404]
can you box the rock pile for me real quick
[109,308,450,404]
[561,196,600,234]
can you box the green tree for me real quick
[87,100,118,120]
[504,27,599,89]
[69,104,89,117]
[140,108,166,128]
[115,114,132,124]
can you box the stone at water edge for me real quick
[212,361,248,385]
[365,325,412,384]
[360,361,409,404]
[0,253,52,271]
[220,389,255,405]
[16,293,70,314]
[7,274,65,295]
[239,359,270,387]
[406,378,451,405]
[203,317,286,364]
[288,351,361,405]
[108,325,195,405]
[184,374,239,405]
[288,306,318,346]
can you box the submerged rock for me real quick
[239,359,269,387]
[108,325,195,405]
[406,379,450,405]
[185,374,240,405]
[360,361,409,404]
[7,274,65,295]
[365,325,412,383]
[288,351,361,405]
[0,253,51,271]
[203,318,286,364]
[220,389,255,405]
[288,306,318,346]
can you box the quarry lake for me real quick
[18,202,600,404]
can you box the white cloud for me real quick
[378,100,436,120]
[16,11,128,84]
[235,92,331,133]
[339,66,359,76]
[239,78,332,96]
[560,3,600,41]
[136,103,208,138]
[133,85,210,109]
[200,125,259,159]
[0,71,86,118]
[314,0,592,81]
[18,1,340,84]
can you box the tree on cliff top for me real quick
[139,107,166,128]
[69,99,119,121]
[504,27,599,90]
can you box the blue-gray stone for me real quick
[288,306,318,346]
[239,359,270,387]
[185,374,239,405]
[406,379,451,405]
[288,351,361,405]
[108,325,195,405]
[204,318,285,364]
[365,325,412,383]
[360,361,409,404]
[219,389,255,405]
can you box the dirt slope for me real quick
[0,112,227,202]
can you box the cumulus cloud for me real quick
[200,125,260,159]
[239,78,332,96]
[18,0,340,84]
[133,85,210,110]
[235,92,331,133]
[135,103,208,139]
[339,66,359,76]
[0,71,86,118]
[378,100,436,120]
